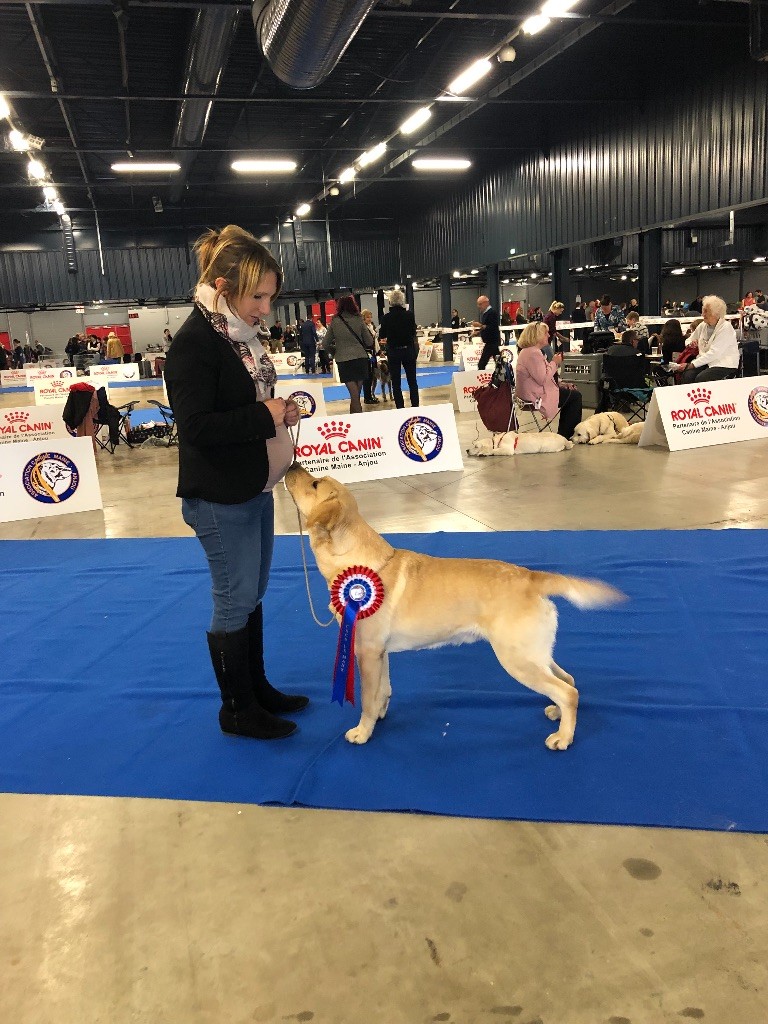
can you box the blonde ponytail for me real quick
[193,224,283,310]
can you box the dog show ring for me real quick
[330,566,385,706]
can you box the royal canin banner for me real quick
[291,403,464,483]
[0,404,71,446]
[639,376,768,451]
[451,370,493,413]
[33,379,82,406]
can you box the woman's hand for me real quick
[264,397,287,426]
[284,400,301,427]
[552,351,564,366]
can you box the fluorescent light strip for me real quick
[399,107,432,135]
[8,128,30,152]
[522,14,551,34]
[541,0,579,15]
[112,161,181,173]
[0,94,10,120]
[447,58,493,96]
[339,166,356,183]
[412,158,471,171]
[230,159,296,173]
[358,141,387,167]
[295,203,311,217]
[27,158,46,180]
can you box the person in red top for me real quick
[514,321,582,439]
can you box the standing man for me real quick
[269,319,284,353]
[299,316,318,373]
[473,294,501,370]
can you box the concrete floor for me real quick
[1,380,767,1024]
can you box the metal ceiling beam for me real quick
[0,91,632,105]
[1,145,539,154]
[0,0,757,10]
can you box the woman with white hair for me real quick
[378,288,419,409]
[672,295,740,383]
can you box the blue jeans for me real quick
[182,492,274,633]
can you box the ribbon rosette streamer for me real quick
[330,566,384,705]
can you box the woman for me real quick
[515,321,583,439]
[378,288,419,409]
[361,308,379,404]
[673,295,740,383]
[450,308,461,330]
[543,301,565,359]
[324,296,371,413]
[105,331,123,364]
[653,318,685,364]
[164,224,307,741]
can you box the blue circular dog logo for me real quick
[747,386,768,427]
[398,416,444,463]
[289,390,317,418]
[22,452,79,504]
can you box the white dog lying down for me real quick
[468,432,573,456]
[285,463,624,751]
[571,411,629,445]
[602,423,643,445]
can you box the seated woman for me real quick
[515,321,583,439]
[672,295,740,383]
[651,318,685,364]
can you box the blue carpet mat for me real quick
[1,532,765,832]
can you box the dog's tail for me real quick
[533,572,626,609]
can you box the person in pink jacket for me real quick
[515,321,583,439]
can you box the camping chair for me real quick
[146,399,178,446]
[512,394,559,433]
[599,354,654,423]
[94,387,137,453]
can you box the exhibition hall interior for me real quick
[1,1,767,1022]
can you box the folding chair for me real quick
[600,354,654,423]
[146,399,178,446]
[512,394,559,433]
[94,387,137,454]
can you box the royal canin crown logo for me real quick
[687,388,712,406]
[318,420,351,439]
[4,411,30,423]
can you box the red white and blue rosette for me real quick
[329,566,384,706]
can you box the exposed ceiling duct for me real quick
[168,7,241,203]
[253,0,378,90]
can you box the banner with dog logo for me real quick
[33,378,81,406]
[451,370,493,413]
[639,377,768,451]
[1,370,29,388]
[0,404,70,447]
[291,403,464,482]
[274,379,327,419]
[25,365,77,384]
[271,352,304,375]
[87,363,140,385]
[0,436,103,524]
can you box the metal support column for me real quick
[639,229,662,316]
[440,274,453,361]
[486,263,500,312]
[552,249,571,309]
[405,280,415,310]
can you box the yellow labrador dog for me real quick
[571,411,629,445]
[285,463,623,750]
[468,432,573,456]
[602,422,643,445]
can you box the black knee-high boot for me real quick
[206,627,297,739]
[247,605,309,714]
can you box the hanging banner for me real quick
[291,403,464,483]
[639,377,768,451]
[0,404,70,446]
[0,437,103,524]
[451,370,494,413]
[274,379,327,419]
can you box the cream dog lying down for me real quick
[468,432,573,456]
[571,411,629,444]
[602,422,643,445]
[285,463,624,751]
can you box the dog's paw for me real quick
[345,725,373,744]
[544,704,561,721]
[545,731,572,751]
[562,440,574,450]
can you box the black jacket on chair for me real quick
[164,305,277,504]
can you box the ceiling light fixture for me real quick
[753,256,766,263]
[670,268,686,275]
[43,185,58,202]
[0,95,10,120]
[502,278,510,284]
[358,142,387,167]
[8,128,30,152]
[575,266,584,272]
[452,270,461,278]
[728,258,738,264]
[112,161,181,173]
[521,14,551,34]
[329,186,340,196]
[530,272,538,279]
[295,203,311,217]
[541,0,579,15]
[412,158,471,171]
[399,107,432,135]
[27,158,46,180]
[447,58,493,96]
[230,159,295,174]
[52,200,65,216]
[339,166,356,183]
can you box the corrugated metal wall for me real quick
[401,64,768,277]
[0,238,400,307]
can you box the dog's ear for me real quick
[306,492,345,532]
